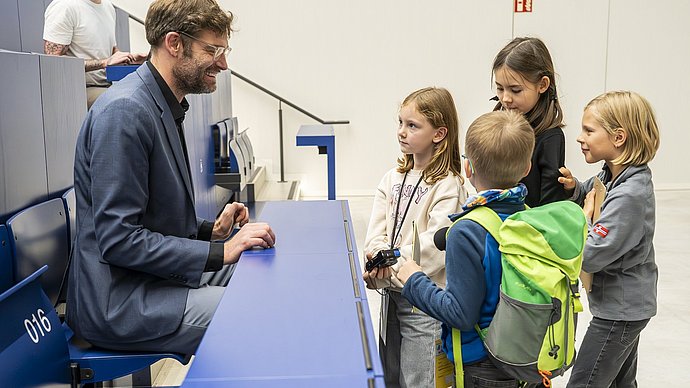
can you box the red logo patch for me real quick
[593,223,609,237]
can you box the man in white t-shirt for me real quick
[43,0,147,108]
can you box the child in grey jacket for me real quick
[559,91,660,388]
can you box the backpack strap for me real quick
[449,206,503,242]
[452,327,464,387]
[449,206,503,385]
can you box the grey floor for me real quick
[156,190,690,387]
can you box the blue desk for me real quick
[296,125,336,200]
[183,200,382,387]
[105,64,138,82]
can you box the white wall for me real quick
[114,0,690,195]
[513,0,610,182]
[606,0,690,190]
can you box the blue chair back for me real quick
[0,265,71,385]
[3,198,186,384]
[6,198,69,306]
[0,225,13,293]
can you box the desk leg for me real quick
[326,137,335,200]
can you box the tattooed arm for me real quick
[43,40,138,72]
[44,40,68,56]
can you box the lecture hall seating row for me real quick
[0,189,188,386]
[1,2,382,386]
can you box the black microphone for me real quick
[489,96,499,101]
[433,227,449,251]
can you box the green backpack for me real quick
[450,201,587,387]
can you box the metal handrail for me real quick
[229,71,349,182]
[229,71,349,125]
[123,12,349,182]
[128,14,145,26]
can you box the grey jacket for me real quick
[67,64,211,345]
[572,164,657,321]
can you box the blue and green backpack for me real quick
[451,201,587,387]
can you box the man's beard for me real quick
[172,55,217,95]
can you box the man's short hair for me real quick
[145,0,233,48]
[465,110,535,188]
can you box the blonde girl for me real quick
[363,87,467,387]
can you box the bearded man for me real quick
[67,0,275,357]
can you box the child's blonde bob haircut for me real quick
[585,91,660,166]
[397,87,464,185]
[465,110,534,189]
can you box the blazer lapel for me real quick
[137,65,195,204]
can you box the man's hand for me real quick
[558,167,576,191]
[85,51,140,72]
[130,52,148,64]
[105,51,136,66]
[212,202,249,240]
[396,260,422,285]
[222,223,275,265]
[44,41,147,71]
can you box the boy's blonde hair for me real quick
[585,91,660,166]
[397,87,464,185]
[465,110,534,188]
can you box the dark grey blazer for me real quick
[67,64,211,345]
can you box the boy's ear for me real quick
[464,158,473,179]
[433,127,448,143]
[537,76,550,94]
[613,127,627,148]
[522,161,532,178]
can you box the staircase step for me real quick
[256,180,300,201]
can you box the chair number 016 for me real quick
[24,308,52,344]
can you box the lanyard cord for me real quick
[390,172,424,250]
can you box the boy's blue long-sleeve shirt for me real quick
[402,201,524,364]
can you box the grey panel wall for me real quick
[39,55,87,193]
[184,94,215,221]
[0,51,49,222]
[0,0,21,51]
[114,7,131,52]
[17,0,48,53]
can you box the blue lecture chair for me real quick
[0,197,186,386]
[0,265,72,386]
[8,198,70,305]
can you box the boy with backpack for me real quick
[397,110,587,387]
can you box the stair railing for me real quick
[126,13,349,183]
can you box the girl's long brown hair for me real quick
[492,37,564,136]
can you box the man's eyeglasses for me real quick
[177,31,231,61]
